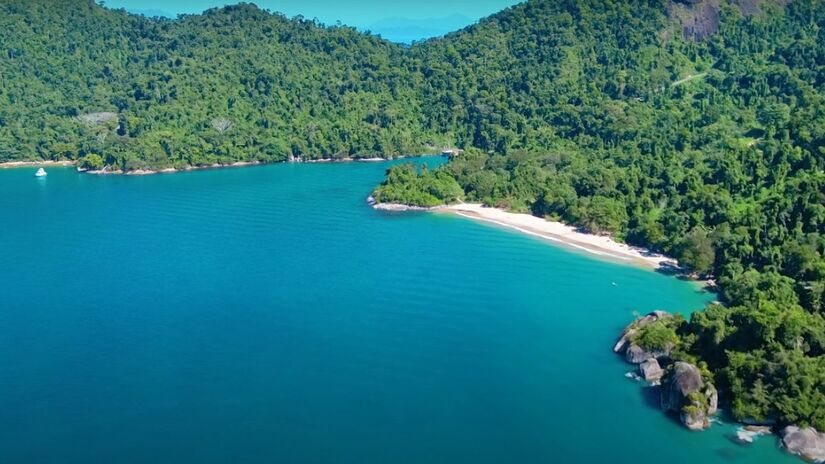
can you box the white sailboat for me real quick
[35,168,47,177]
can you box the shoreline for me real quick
[84,156,412,175]
[368,196,446,212]
[439,203,681,273]
[0,160,75,169]
[83,160,265,176]
[1,154,427,175]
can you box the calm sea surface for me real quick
[0,160,794,463]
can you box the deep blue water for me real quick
[0,161,794,463]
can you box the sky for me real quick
[101,0,520,43]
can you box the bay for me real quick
[0,161,793,463]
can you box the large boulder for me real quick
[660,362,717,431]
[706,384,718,416]
[625,343,673,364]
[639,358,664,382]
[781,426,825,463]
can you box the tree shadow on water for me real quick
[714,447,745,461]
[638,385,685,429]
[639,385,661,411]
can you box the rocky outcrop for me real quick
[781,426,825,463]
[660,362,718,431]
[614,311,674,364]
[639,358,664,382]
[613,311,671,354]
[615,314,720,432]
[707,384,718,416]
[735,425,772,444]
[372,203,439,211]
[667,0,785,40]
[367,195,444,211]
[76,112,118,125]
[745,425,772,434]
[667,0,722,39]
[661,362,702,410]
[626,343,673,364]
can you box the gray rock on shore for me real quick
[660,362,717,431]
[639,358,664,382]
[781,426,825,463]
[734,425,772,444]
[626,344,673,364]
[367,195,444,211]
[371,202,440,211]
[614,313,720,432]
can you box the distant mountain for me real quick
[124,8,475,43]
[124,7,174,18]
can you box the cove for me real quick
[0,161,794,463]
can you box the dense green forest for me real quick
[0,0,436,168]
[2,0,823,432]
[371,164,464,207]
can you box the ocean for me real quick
[0,160,794,463]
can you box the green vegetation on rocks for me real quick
[77,153,104,171]
[632,318,682,353]
[372,164,463,207]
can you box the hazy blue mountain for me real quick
[103,0,517,42]
[125,7,175,18]
[367,14,474,43]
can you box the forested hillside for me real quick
[380,0,825,431]
[0,0,432,168]
[2,0,824,434]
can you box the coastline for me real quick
[0,160,75,169]
[1,155,420,175]
[371,203,443,212]
[85,157,408,175]
[368,195,446,212]
[83,161,265,176]
[1,154,430,176]
[439,203,680,272]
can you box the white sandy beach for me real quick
[441,203,678,270]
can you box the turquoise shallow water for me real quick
[0,161,794,463]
